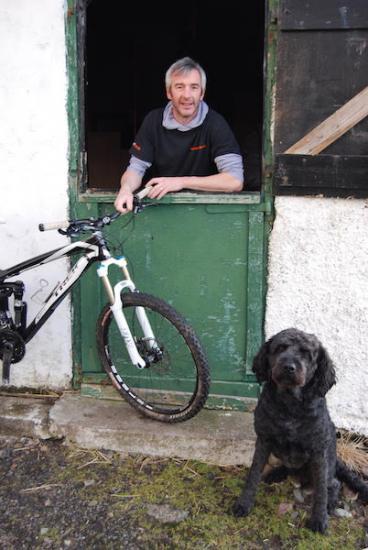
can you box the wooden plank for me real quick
[274,30,368,156]
[79,191,262,205]
[280,0,368,30]
[274,154,368,196]
[284,86,368,155]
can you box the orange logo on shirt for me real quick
[190,145,207,151]
[132,142,141,151]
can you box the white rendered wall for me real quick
[1,3,367,437]
[266,196,368,435]
[0,1,71,389]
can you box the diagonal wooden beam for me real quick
[284,86,368,155]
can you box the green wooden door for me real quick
[73,193,269,409]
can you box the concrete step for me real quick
[0,395,53,439]
[0,393,256,466]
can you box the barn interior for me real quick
[84,1,265,192]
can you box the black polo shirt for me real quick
[129,108,241,178]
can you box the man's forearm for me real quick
[146,172,243,200]
[119,169,143,193]
[180,172,243,193]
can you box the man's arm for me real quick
[114,169,143,213]
[146,153,244,199]
[146,172,242,200]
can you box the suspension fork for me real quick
[97,258,157,368]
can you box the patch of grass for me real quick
[56,448,366,549]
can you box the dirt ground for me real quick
[0,436,367,549]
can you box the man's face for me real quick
[166,69,204,124]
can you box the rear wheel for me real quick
[96,292,210,423]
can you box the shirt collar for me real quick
[162,101,209,131]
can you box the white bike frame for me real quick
[1,232,158,368]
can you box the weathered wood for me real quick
[280,0,368,30]
[274,154,368,197]
[284,87,368,155]
[274,30,368,156]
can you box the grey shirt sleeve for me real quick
[214,153,244,184]
[127,155,152,177]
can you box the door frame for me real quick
[64,0,276,408]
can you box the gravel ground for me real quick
[0,437,145,549]
[0,436,367,550]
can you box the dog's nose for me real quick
[284,363,296,373]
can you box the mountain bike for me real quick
[0,190,210,423]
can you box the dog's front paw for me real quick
[232,500,252,517]
[305,515,328,534]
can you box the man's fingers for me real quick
[114,198,133,214]
[147,186,166,200]
[157,188,168,199]
[114,201,126,213]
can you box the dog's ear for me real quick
[308,342,337,396]
[252,338,273,383]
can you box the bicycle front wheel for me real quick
[96,291,210,423]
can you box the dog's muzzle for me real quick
[272,356,306,387]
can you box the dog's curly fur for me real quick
[233,328,368,534]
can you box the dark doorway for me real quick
[85,1,265,192]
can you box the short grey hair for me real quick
[165,57,207,93]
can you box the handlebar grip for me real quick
[135,185,153,200]
[39,220,69,232]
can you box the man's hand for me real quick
[114,169,143,214]
[114,187,134,214]
[146,177,184,200]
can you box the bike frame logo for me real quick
[34,254,89,324]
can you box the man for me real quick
[114,57,244,213]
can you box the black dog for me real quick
[233,328,368,534]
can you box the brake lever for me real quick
[58,222,93,236]
[133,198,159,214]
[58,225,80,237]
[133,186,156,214]
[133,197,144,214]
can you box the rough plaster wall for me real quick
[0,1,72,389]
[266,196,368,435]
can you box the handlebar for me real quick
[135,185,152,200]
[39,211,121,235]
[39,220,74,232]
[38,189,154,235]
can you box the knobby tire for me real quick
[96,291,210,423]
